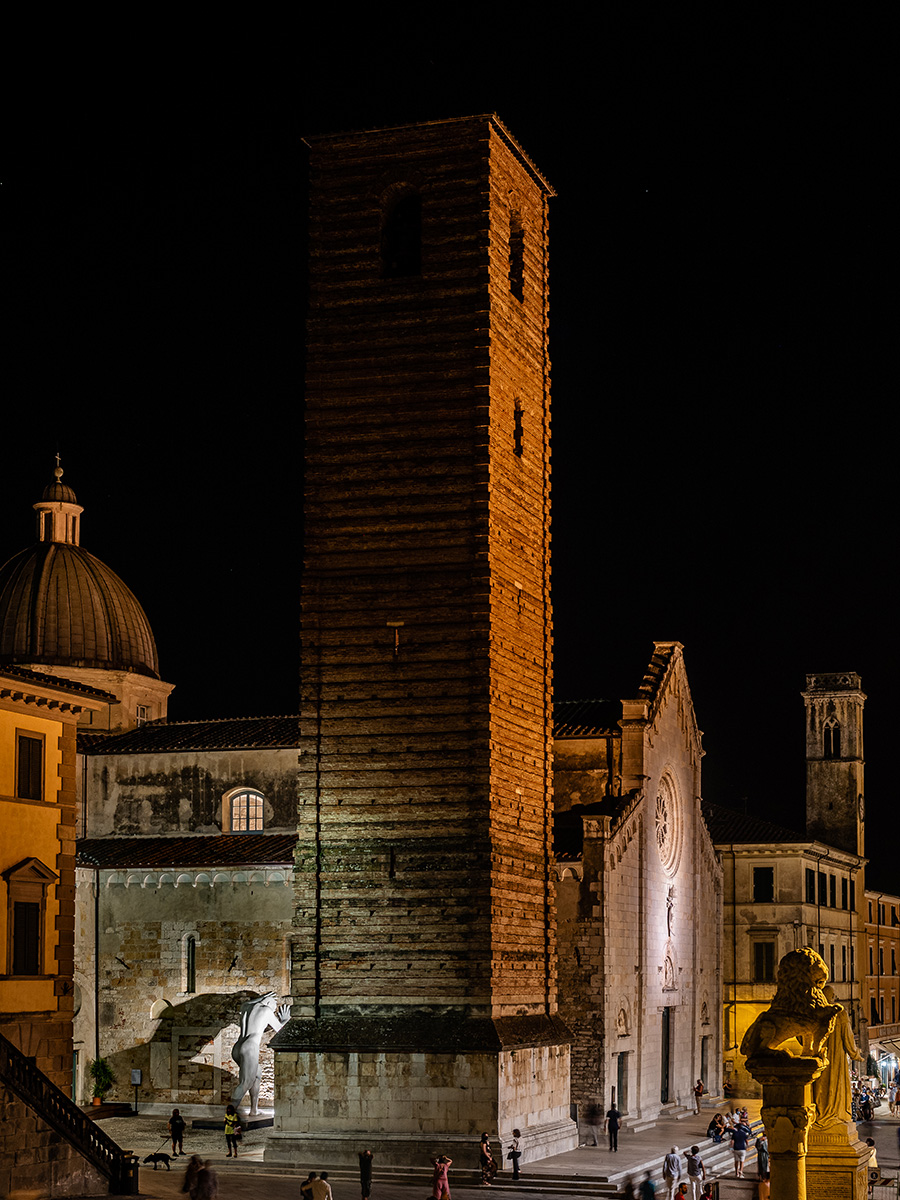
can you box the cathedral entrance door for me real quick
[660,1007,672,1103]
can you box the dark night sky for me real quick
[3,26,894,886]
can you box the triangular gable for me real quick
[2,857,59,885]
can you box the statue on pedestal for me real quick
[741,948,841,1200]
[812,985,864,1128]
[231,991,292,1115]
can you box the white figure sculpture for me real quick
[230,991,291,1114]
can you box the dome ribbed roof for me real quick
[0,542,160,678]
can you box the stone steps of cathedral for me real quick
[604,1118,764,1190]
[221,1160,620,1194]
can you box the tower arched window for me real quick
[823,718,840,759]
[224,788,265,832]
[509,212,525,301]
[381,186,421,278]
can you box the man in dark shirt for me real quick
[604,1105,622,1152]
[727,1119,752,1178]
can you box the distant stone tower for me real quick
[802,672,866,857]
[269,116,575,1166]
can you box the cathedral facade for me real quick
[554,643,723,1128]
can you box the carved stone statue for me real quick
[740,947,841,1062]
[741,948,841,1200]
[812,985,864,1128]
[230,991,292,1114]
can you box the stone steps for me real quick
[220,1160,619,1195]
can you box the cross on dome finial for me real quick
[54,452,63,483]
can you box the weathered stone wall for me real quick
[0,1085,108,1199]
[73,871,292,1105]
[0,1014,107,1199]
[269,1044,571,1168]
[82,746,300,836]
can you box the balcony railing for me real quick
[0,1030,135,1192]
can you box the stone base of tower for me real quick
[265,1012,576,1168]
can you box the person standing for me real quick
[168,1107,186,1156]
[685,1146,705,1200]
[358,1149,373,1199]
[431,1154,452,1200]
[300,1173,317,1200]
[755,1132,769,1181]
[223,1104,241,1157]
[507,1130,522,1180]
[692,1080,704,1115]
[310,1174,333,1200]
[604,1104,622,1152]
[479,1134,497,1186]
[662,1147,683,1200]
[584,1101,602,1145]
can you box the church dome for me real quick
[0,468,160,678]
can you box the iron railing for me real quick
[0,1030,135,1192]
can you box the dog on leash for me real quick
[143,1152,172,1170]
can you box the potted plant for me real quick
[88,1057,115,1105]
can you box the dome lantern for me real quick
[33,461,84,545]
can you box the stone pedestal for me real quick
[746,1054,822,1200]
[265,1014,576,1169]
[806,1123,870,1200]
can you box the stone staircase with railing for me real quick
[0,1030,138,1194]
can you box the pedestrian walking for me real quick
[181,1154,202,1198]
[640,1172,656,1198]
[693,1079,704,1115]
[300,1172,317,1199]
[358,1149,373,1199]
[223,1104,241,1157]
[431,1154,452,1199]
[662,1146,683,1200]
[727,1116,752,1178]
[479,1134,497,1186]
[583,1100,602,1145]
[604,1104,622,1152]
[193,1161,218,1200]
[685,1146,706,1200]
[507,1129,522,1180]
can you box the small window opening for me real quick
[753,942,775,983]
[513,402,524,457]
[509,213,525,301]
[381,188,421,278]
[186,936,196,993]
[17,734,43,801]
[752,867,774,903]
[823,718,840,759]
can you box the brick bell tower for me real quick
[268,117,575,1167]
